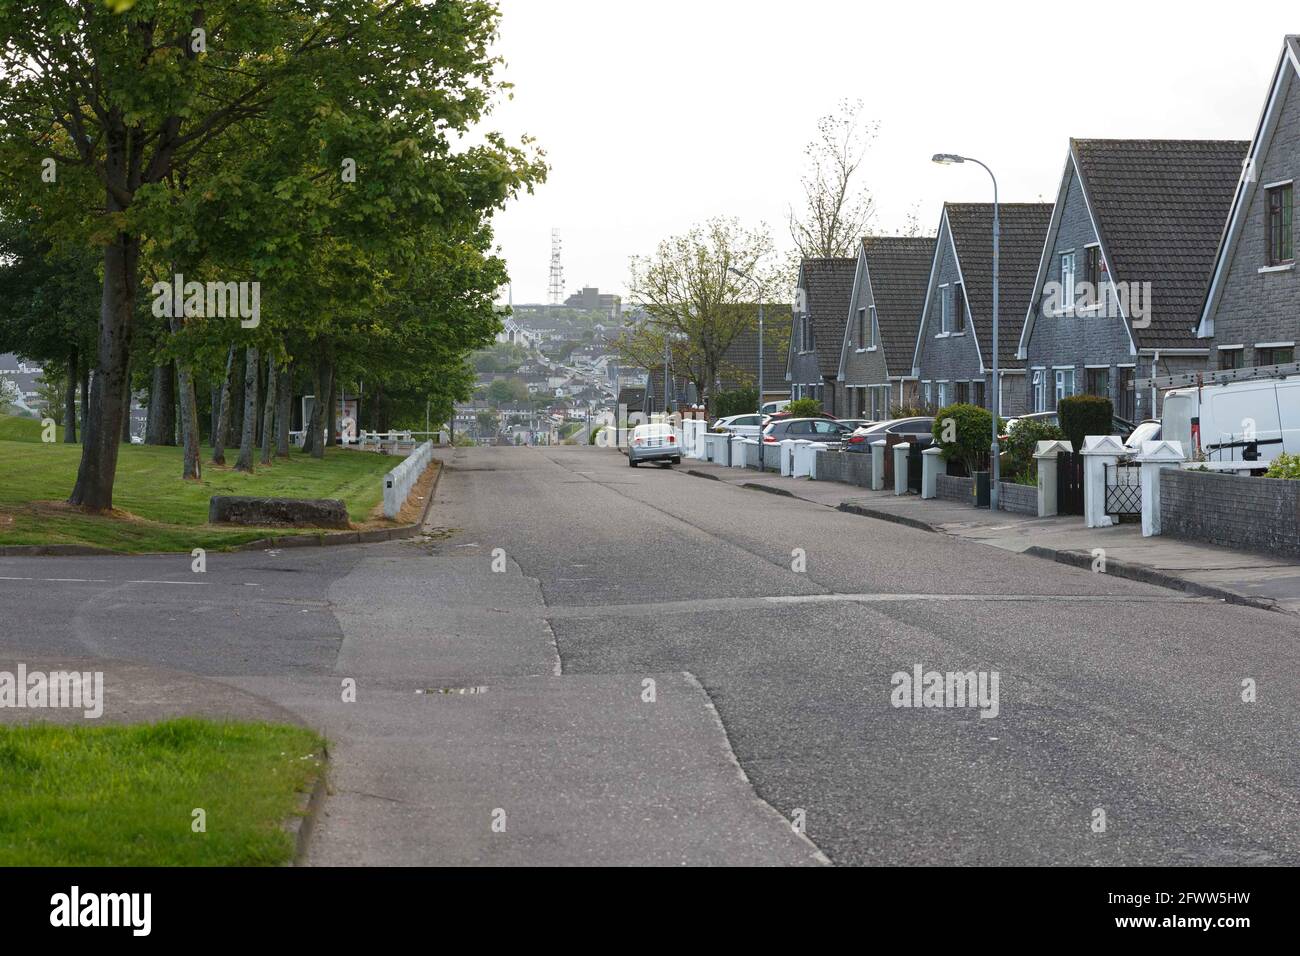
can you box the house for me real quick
[912,203,1053,416]
[786,257,856,414]
[1198,37,1300,375]
[643,366,695,413]
[1018,139,1247,419]
[616,386,645,416]
[836,236,934,419]
[716,306,791,407]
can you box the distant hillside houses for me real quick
[495,316,541,349]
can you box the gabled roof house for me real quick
[836,236,934,419]
[1018,139,1247,419]
[785,257,856,416]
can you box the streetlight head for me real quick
[727,266,747,278]
[932,153,965,165]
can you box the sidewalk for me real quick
[683,460,1300,616]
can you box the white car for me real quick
[710,413,764,438]
[759,400,791,416]
[628,423,680,467]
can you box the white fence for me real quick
[383,441,433,519]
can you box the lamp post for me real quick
[932,153,1000,513]
[727,267,764,414]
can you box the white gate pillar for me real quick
[1081,435,1127,529]
[893,442,911,496]
[921,447,943,499]
[870,440,887,491]
[1034,440,1073,517]
[1135,440,1186,537]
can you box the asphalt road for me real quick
[1,443,1296,865]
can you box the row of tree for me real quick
[0,0,544,512]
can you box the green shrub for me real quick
[712,388,759,420]
[786,397,823,418]
[891,404,936,418]
[1058,394,1113,454]
[1003,418,1066,483]
[932,403,1006,474]
[1265,453,1300,479]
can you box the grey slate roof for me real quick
[719,308,790,392]
[860,236,935,378]
[947,203,1053,368]
[616,387,644,412]
[1071,138,1249,349]
[800,257,857,377]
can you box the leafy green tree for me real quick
[787,398,823,418]
[932,403,1007,475]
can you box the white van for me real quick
[1162,377,1300,465]
[759,400,791,416]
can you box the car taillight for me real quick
[848,435,864,443]
[763,436,778,443]
[667,435,676,443]
[634,438,643,445]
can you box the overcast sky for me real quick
[487,1,1294,304]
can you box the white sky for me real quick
[487,0,1295,304]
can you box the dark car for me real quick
[761,418,854,445]
[843,417,936,453]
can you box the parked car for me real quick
[835,418,875,432]
[759,400,791,416]
[1124,419,1161,450]
[761,418,854,445]
[710,413,765,437]
[843,417,936,453]
[763,408,838,426]
[1003,409,1136,440]
[1163,377,1300,465]
[627,423,680,467]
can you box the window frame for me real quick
[1267,182,1294,267]
[1060,252,1076,313]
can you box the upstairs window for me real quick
[857,307,867,349]
[1267,183,1294,266]
[940,285,953,334]
[1060,253,1076,312]
[952,283,966,333]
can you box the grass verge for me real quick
[0,414,401,552]
[0,718,325,866]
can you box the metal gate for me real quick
[908,443,923,493]
[1056,451,1084,516]
[1104,460,1142,520]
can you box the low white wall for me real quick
[383,441,433,519]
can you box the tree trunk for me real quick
[79,364,89,440]
[302,361,320,457]
[275,363,292,458]
[63,349,77,444]
[169,315,202,481]
[234,347,259,472]
[260,355,277,466]
[145,361,177,445]
[230,350,244,445]
[120,371,133,445]
[212,345,236,465]
[69,228,140,512]
[304,355,333,460]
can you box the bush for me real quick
[891,404,936,418]
[1058,394,1113,454]
[932,403,1006,474]
[711,388,759,420]
[1265,453,1300,479]
[786,397,823,418]
[1003,418,1066,482]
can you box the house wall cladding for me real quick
[1160,469,1300,559]
[915,222,987,400]
[997,481,1038,515]
[842,265,891,389]
[1023,166,1139,414]
[937,474,974,503]
[1210,75,1300,363]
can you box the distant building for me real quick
[564,286,622,319]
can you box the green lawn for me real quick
[0,414,399,552]
[0,719,324,866]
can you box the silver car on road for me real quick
[628,423,681,467]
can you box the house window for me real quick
[1085,367,1109,398]
[1257,345,1294,367]
[955,381,969,404]
[940,285,952,333]
[922,381,932,407]
[937,382,950,407]
[1218,349,1243,371]
[952,283,966,333]
[857,308,866,348]
[868,306,877,348]
[1267,183,1293,266]
[1116,367,1135,421]
[1054,368,1075,407]
[971,379,986,410]
[1060,252,1076,311]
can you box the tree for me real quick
[788,100,879,259]
[475,410,497,435]
[620,218,779,411]
[0,0,543,510]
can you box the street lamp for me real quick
[932,152,1001,513]
[727,266,764,414]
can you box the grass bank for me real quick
[0,719,324,866]
[0,414,399,552]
